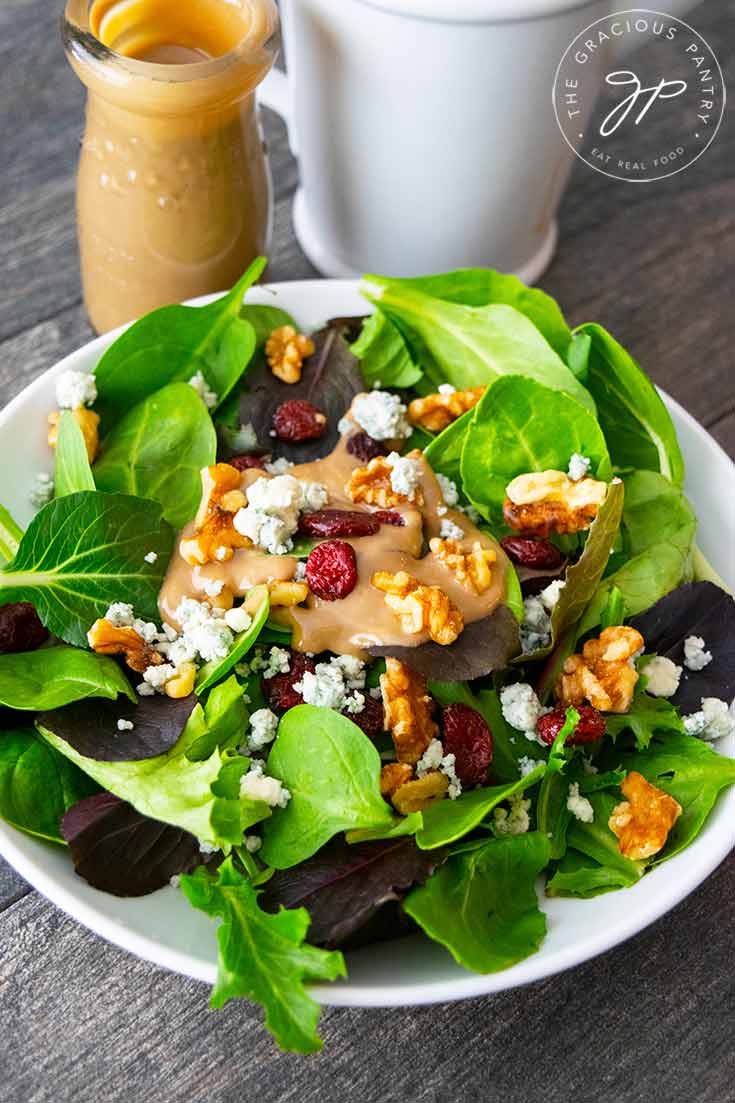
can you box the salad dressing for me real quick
[159,438,510,658]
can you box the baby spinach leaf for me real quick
[39,691,196,762]
[351,311,423,389]
[62,792,200,896]
[422,407,475,486]
[0,727,98,843]
[239,303,297,347]
[54,411,95,497]
[416,763,546,850]
[93,258,265,430]
[460,376,611,525]
[576,323,684,486]
[0,504,22,565]
[404,832,550,973]
[345,811,423,844]
[260,705,394,869]
[0,645,135,710]
[605,685,683,751]
[565,790,644,882]
[360,275,593,410]
[546,847,639,898]
[185,675,248,762]
[196,585,269,693]
[93,383,217,529]
[0,491,173,647]
[260,836,442,948]
[566,332,591,382]
[180,857,346,1053]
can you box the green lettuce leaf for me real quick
[179,857,346,1053]
[546,847,640,898]
[565,790,644,883]
[184,675,249,762]
[416,764,546,850]
[351,311,423,389]
[0,503,22,565]
[0,645,136,710]
[423,407,475,485]
[54,411,95,497]
[605,684,683,751]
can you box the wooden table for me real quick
[1,1,733,1098]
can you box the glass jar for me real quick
[63,0,279,333]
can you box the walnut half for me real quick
[380,657,438,764]
[556,625,643,713]
[179,463,251,566]
[429,537,496,595]
[408,386,485,432]
[503,470,608,536]
[608,771,682,860]
[372,570,464,646]
[87,618,163,674]
[265,325,315,384]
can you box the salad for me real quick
[0,256,734,1053]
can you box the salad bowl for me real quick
[0,277,733,1014]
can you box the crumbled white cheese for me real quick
[261,646,291,679]
[169,874,180,888]
[347,391,410,441]
[439,518,464,541]
[55,369,97,410]
[520,595,552,653]
[143,551,158,565]
[518,755,545,778]
[240,760,291,808]
[567,782,594,823]
[116,718,134,732]
[246,708,279,751]
[683,635,713,672]
[385,452,422,500]
[567,453,591,481]
[436,473,459,508]
[188,371,218,410]
[142,662,177,690]
[104,602,135,627]
[137,683,155,697]
[199,840,217,856]
[227,422,258,452]
[264,456,294,476]
[582,755,599,776]
[294,654,366,714]
[644,655,682,698]
[415,738,462,799]
[244,834,262,853]
[438,383,456,395]
[224,606,252,634]
[30,472,54,508]
[294,560,307,582]
[200,577,225,599]
[233,474,328,555]
[173,597,234,663]
[539,579,566,612]
[683,697,735,742]
[458,502,481,523]
[500,683,546,742]
[493,793,531,835]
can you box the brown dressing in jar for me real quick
[63,0,279,333]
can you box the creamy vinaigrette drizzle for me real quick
[159,436,510,659]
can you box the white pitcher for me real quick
[259,0,703,280]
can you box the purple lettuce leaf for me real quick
[37,692,196,762]
[61,792,201,896]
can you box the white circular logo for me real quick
[553,8,725,183]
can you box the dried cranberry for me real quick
[229,453,269,472]
[441,703,493,787]
[536,705,606,747]
[500,536,563,569]
[272,399,327,443]
[344,695,385,741]
[373,510,405,527]
[263,652,317,711]
[298,509,380,538]
[305,540,358,601]
[0,602,48,654]
[346,431,386,463]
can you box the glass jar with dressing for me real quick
[63,0,279,333]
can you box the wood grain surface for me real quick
[0,0,733,1098]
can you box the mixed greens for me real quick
[0,260,734,1055]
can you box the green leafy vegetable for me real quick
[260,705,394,869]
[0,645,136,710]
[0,503,22,565]
[565,790,644,883]
[93,383,217,529]
[416,764,545,850]
[54,411,95,497]
[0,727,98,842]
[599,586,627,629]
[404,832,550,973]
[536,708,579,859]
[345,811,423,844]
[351,311,423,389]
[0,491,173,647]
[546,847,639,898]
[196,585,269,693]
[360,275,594,410]
[93,258,265,429]
[184,675,249,762]
[239,303,297,347]
[576,323,684,485]
[180,857,346,1053]
[423,407,475,486]
[605,684,683,751]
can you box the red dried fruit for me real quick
[229,453,269,472]
[0,602,48,654]
[344,695,385,741]
[441,703,493,787]
[372,510,405,527]
[272,399,327,443]
[263,652,317,711]
[346,431,386,463]
[536,705,606,747]
[298,509,380,538]
[500,536,564,570]
[305,540,358,601]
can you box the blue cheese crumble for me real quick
[246,708,279,752]
[683,635,713,672]
[294,655,366,714]
[644,655,682,698]
[30,472,54,508]
[416,738,462,799]
[233,474,328,555]
[341,391,411,441]
[500,683,547,743]
[567,453,591,481]
[493,793,531,835]
[683,697,735,742]
[567,782,594,823]
[439,518,464,541]
[518,755,545,778]
[386,452,422,500]
[240,760,291,808]
[55,369,97,410]
[188,371,218,410]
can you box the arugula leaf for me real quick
[0,727,98,842]
[351,312,423,389]
[260,705,394,869]
[423,407,475,486]
[180,857,346,1053]
[0,503,22,565]
[404,832,550,973]
[196,585,269,693]
[576,323,685,485]
[416,764,545,850]
[460,376,612,525]
[0,645,135,710]
[546,847,639,898]
[536,707,579,859]
[93,383,217,529]
[184,675,248,762]
[605,685,683,751]
[565,790,644,882]
[54,411,95,497]
[359,275,594,410]
[0,491,173,647]
[93,258,265,429]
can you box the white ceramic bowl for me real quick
[0,279,733,1007]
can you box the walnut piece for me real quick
[380,657,438,764]
[179,463,251,566]
[164,661,197,699]
[380,761,414,798]
[608,770,682,860]
[429,537,496,594]
[503,470,608,537]
[265,325,315,385]
[87,618,163,675]
[372,570,464,646]
[48,407,100,463]
[391,771,449,814]
[408,386,485,432]
[347,454,423,509]
[556,625,644,713]
[268,580,309,607]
